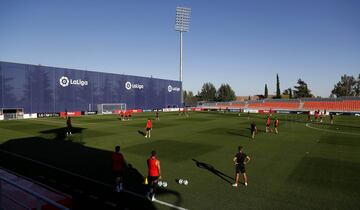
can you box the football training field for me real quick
[1,112,359,210]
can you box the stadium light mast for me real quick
[175,6,191,107]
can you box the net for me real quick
[97,103,127,115]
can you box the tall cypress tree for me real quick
[264,84,268,98]
[276,74,281,98]
[289,88,293,99]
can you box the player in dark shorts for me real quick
[156,111,159,120]
[232,146,250,187]
[145,118,152,138]
[307,111,311,122]
[320,112,323,123]
[66,116,72,136]
[274,118,279,134]
[112,145,125,192]
[250,122,257,139]
[147,150,161,201]
[265,116,271,133]
[330,113,334,124]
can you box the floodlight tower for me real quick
[175,6,191,106]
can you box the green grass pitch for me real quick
[0,112,359,209]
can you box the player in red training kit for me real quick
[147,150,161,201]
[274,118,279,134]
[265,116,272,133]
[112,145,125,192]
[145,118,152,138]
[314,111,319,121]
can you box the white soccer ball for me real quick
[158,181,163,187]
[162,181,168,187]
[178,179,183,184]
[183,180,188,185]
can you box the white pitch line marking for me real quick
[305,123,360,136]
[0,149,189,210]
[104,201,117,207]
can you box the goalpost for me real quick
[1,108,24,120]
[97,103,127,115]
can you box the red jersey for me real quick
[315,112,318,118]
[146,120,152,128]
[147,156,159,177]
[112,152,124,171]
[266,117,271,125]
[274,119,279,127]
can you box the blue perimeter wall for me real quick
[0,61,181,113]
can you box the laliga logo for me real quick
[59,76,70,87]
[168,85,180,92]
[125,81,144,90]
[125,82,132,90]
[59,76,88,87]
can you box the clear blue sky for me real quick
[1,0,359,97]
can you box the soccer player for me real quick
[274,118,279,134]
[232,146,250,187]
[120,111,124,121]
[314,111,319,121]
[66,116,72,136]
[265,115,271,133]
[330,113,334,124]
[147,150,161,201]
[145,118,152,138]
[112,145,125,192]
[250,122,257,139]
[320,112,323,123]
[155,111,159,120]
[307,111,311,122]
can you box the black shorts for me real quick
[266,124,270,127]
[148,176,159,185]
[146,128,151,131]
[235,164,246,174]
[113,170,123,177]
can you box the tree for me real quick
[293,79,312,98]
[199,82,216,101]
[275,74,281,98]
[331,74,356,97]
[184,90,199,106]
[217,84,236,102]
[355,74,360,96]
[282,88,293,99]
[264,84,268,98]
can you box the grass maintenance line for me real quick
[305,123,360,136]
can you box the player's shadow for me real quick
[137,130,146,136]
[40,127,85,142]
[192,159,234,184]
[226,129,252,138]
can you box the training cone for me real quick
[144,177,148,185]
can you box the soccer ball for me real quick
[162,181,168,187]
[158,181,163,187]
[178,179,183,184]
[183,180,188,185]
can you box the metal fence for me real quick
[0,175,69,210]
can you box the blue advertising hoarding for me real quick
[0,61,181,113]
